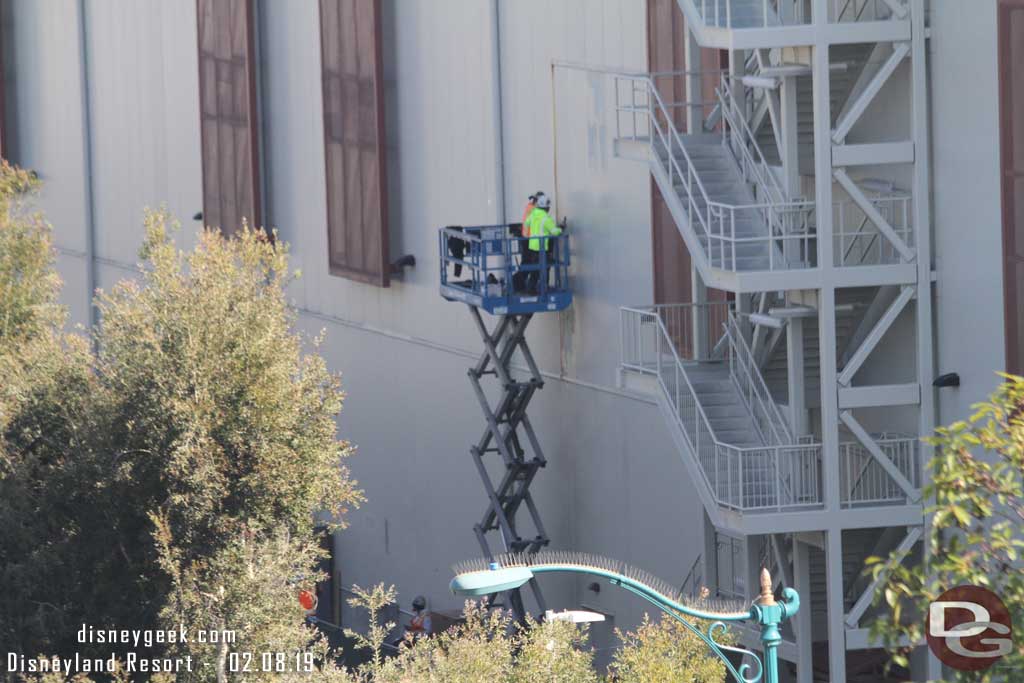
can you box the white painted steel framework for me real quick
[611,0,936,679]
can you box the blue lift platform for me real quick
[439,224,572,623]
[439,224,571,314]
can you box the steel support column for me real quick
[787,316,808,436]
[909,0,940,677]
[811,0,845,678]
[685,25,704,134]
[793,539,813,683]
[781,74,801,198]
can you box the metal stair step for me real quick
[703,404,752,419]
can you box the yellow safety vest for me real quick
[525,207,561,252]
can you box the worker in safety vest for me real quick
[521,192,562,294]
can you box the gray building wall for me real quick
[0,0,1012,658]
[929,0,1006,423]
[256,0,699,640]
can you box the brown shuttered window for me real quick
[197,0,261,236]
[319,0,390,287]
[1000,0,1024,373]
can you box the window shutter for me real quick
[319,0,390,287]
[197,0,261,236]
[1000,1,1024,372]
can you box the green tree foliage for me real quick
[607,612,730,682]
[0,161,61,343]
[0,161,96,656]
[349,592,594,683]
[867,375,1024,680]
[342,584,728,683]
[0,184,362,680]
[91,212,362,678]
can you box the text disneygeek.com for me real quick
[5,624,316,675]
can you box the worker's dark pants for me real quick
[519,248,540,293]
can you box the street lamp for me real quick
[450,552,799,683]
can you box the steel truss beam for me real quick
[834,169,915,262]
[840,410,921,501]
[844,526,922,628]
[466,306,549,622]
[832,42,911,143]
[838,285,914,386]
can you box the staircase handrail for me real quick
[639,77,719,248]
[680,553,704,599]
[622,305,824,511]
[718,76,815,268]
[697,0,788,28]
[717,76,788,207]
[651,309,721,446]
[723,310,795,446]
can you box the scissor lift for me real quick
[439,224,572,622]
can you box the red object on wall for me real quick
[299,589,317,611]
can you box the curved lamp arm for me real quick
[450,559,799,683]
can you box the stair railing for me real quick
[834,194,912,267]
[718,76,787,207]
[717,76,816,269]
[839,433,921,506]
[680,553,705,600]
[723,310,794,447]
[835,0,887,22]
[617,74,716,235]
[697,0,805,28]
[621,305,823,511]
[620,305,730,503]
[612,69,819,272]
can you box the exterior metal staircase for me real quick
[620,294,921,524]
[621,304,821,527]
[616,72,816,291]
[674,0,899,48]
[611,1,928,679]
[662,133,783,272]
[615,67,911,292]
[760,288,878,406]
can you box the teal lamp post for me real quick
[450,552,799,683]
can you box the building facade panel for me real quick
[930,0,1005,423]
[2,1,1018,675]
[86,0,204,264]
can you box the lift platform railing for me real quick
[439,225,571,315]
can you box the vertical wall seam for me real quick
[77,0,98,334]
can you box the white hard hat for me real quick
[535,193,551,210]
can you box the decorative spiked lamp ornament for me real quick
[451,552,799,683]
